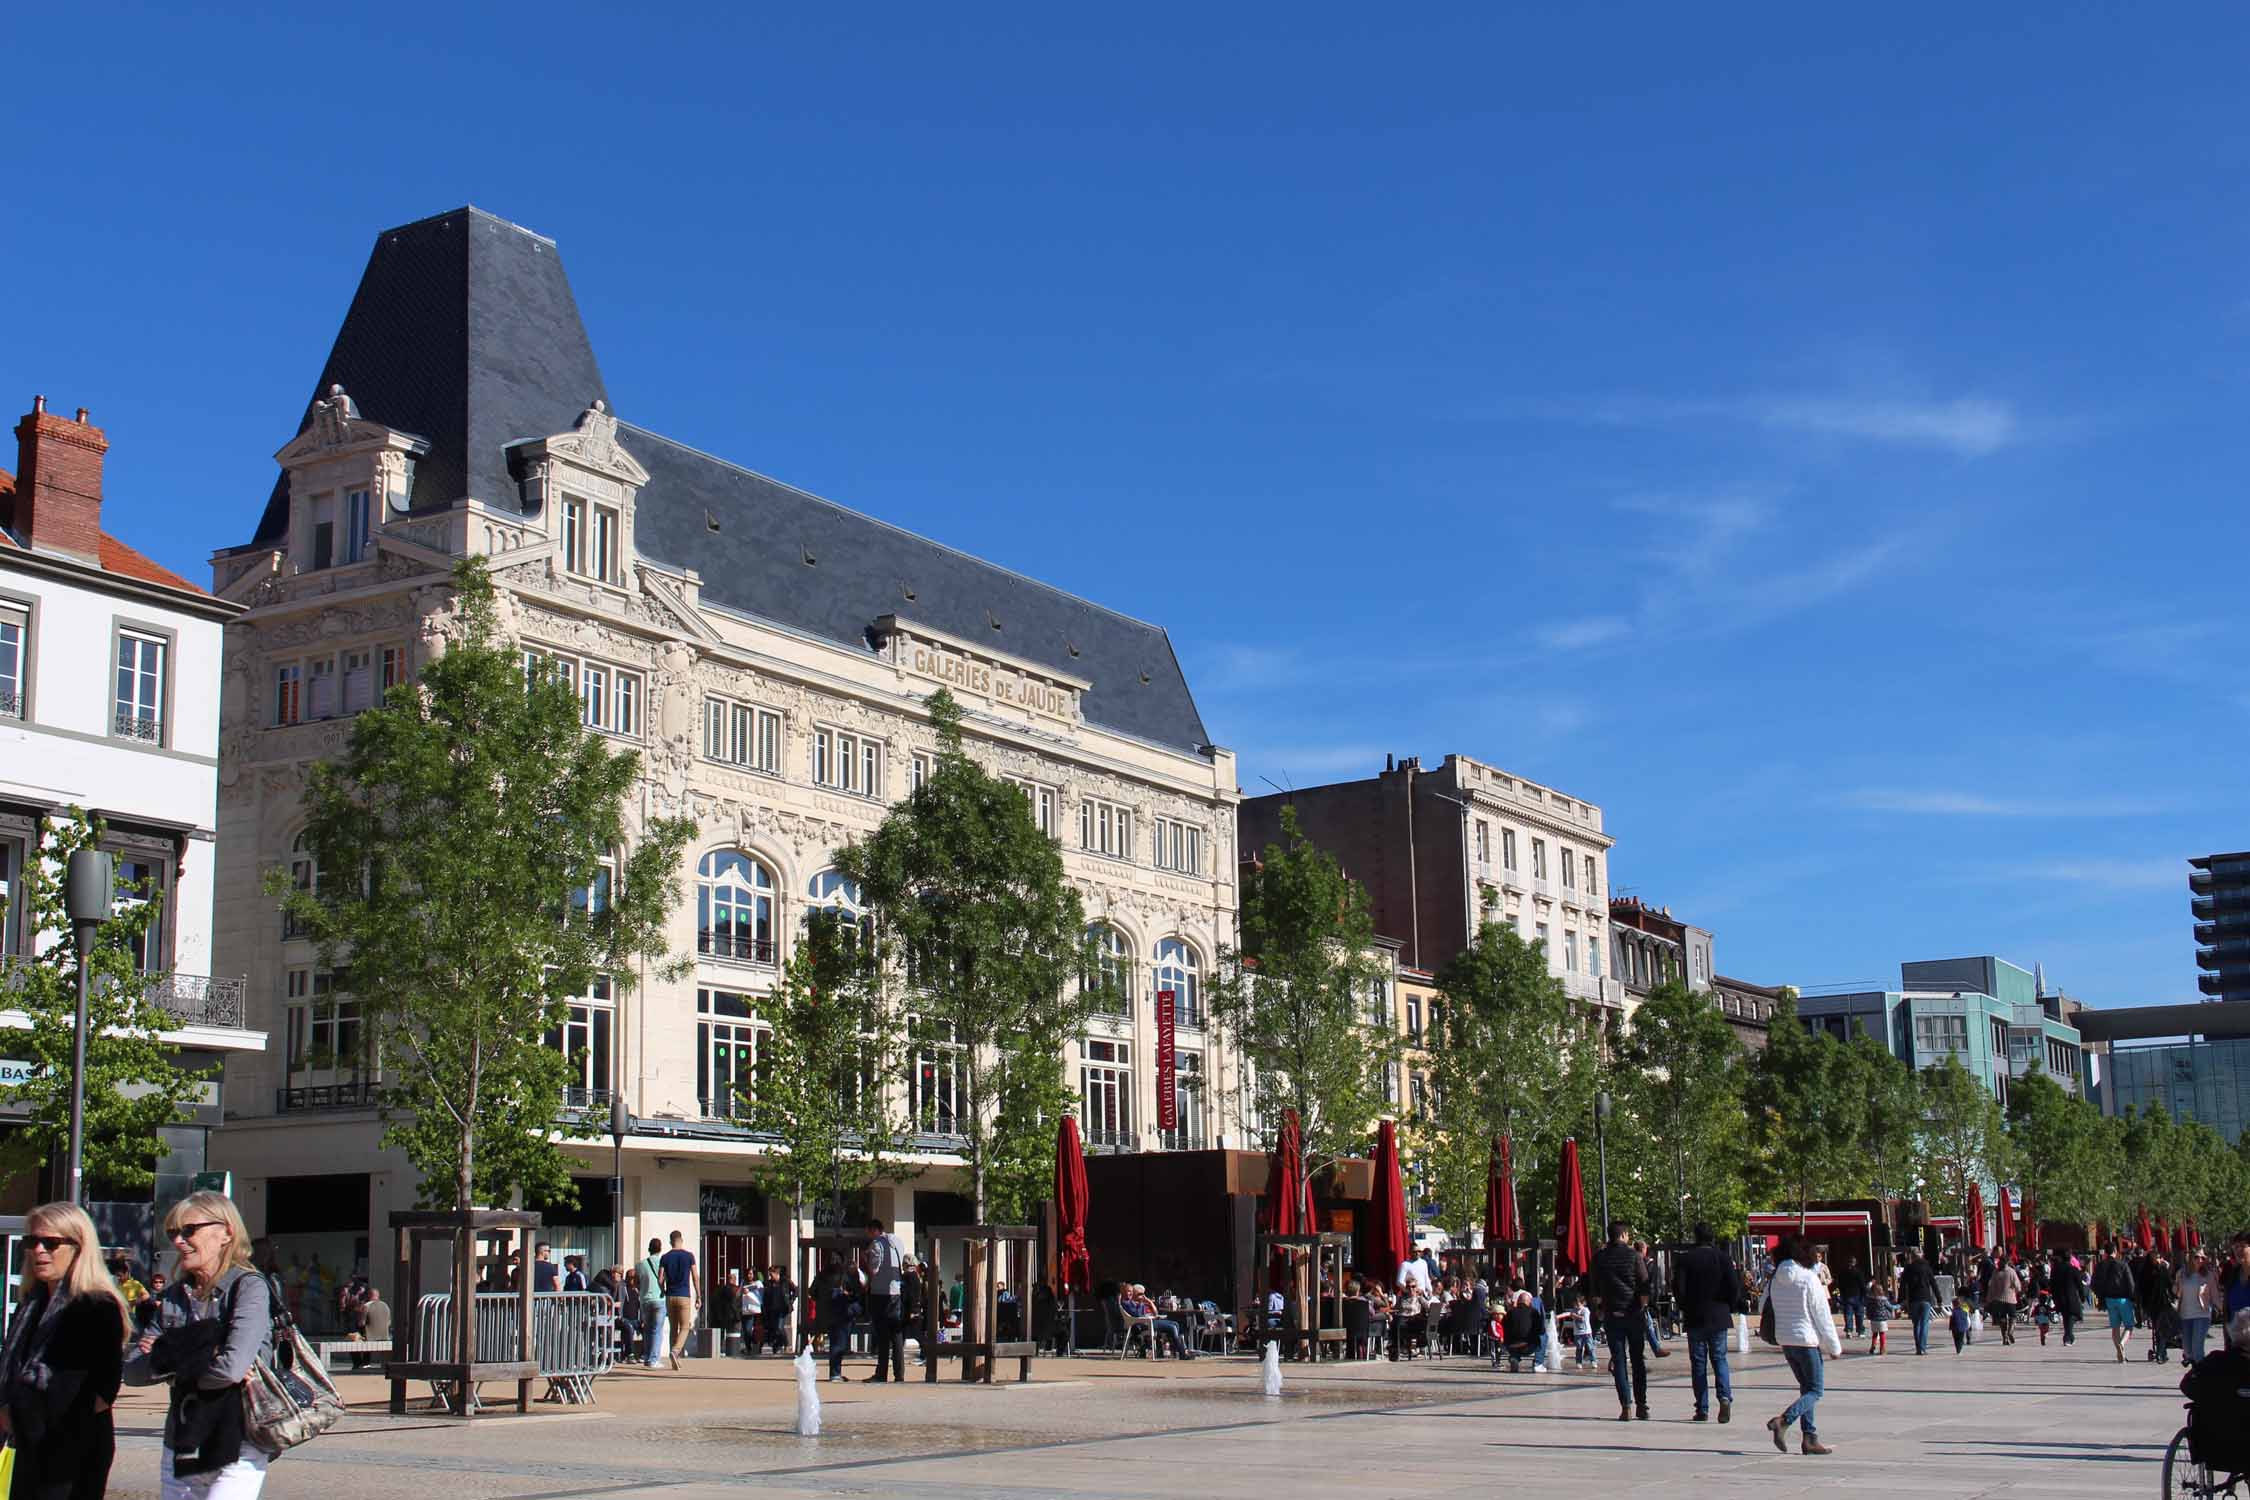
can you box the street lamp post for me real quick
[609,1093,631,1273]
[1593,1090,1613,1234]
[63,851,114,1206]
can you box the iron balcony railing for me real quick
[560,1086,614,1113]
[1082,1125,1138,1154]
[113,712,164,743]
[144,972,250,1029]
[698,930,777,966]
[277,1078,381,1112]
[0,688,21,719]
[1159,1128,1209,1151]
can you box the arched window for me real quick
[1154,937,1201,1028]
[806,869,867,953]
[697,850,776,965]
[1081,925,1132,1018]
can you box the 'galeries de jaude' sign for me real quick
[879,617,1088,726]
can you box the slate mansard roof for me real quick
[247,208,1211,758]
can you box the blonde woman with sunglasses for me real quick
[0,1202,129,1499]
[121,1192,275,1499]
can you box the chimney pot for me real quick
[13,398,108,564]
[31,395,44,413]
[74,407,88,424]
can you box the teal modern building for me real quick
[1796,955,2087,1105]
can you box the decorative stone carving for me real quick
[309,386,360,449]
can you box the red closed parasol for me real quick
[1363,1118,1410,1290]
[1259,1109,1307,1288]
[1054,1115,1091,1294]
[1995,1184,2016,1251]
[2023,1189,2040,1253]
[1966,1182,1987,1251]
[1554,1137,1592,1275]
[1487,1133,1521,1254]
[2137,1205,2153,1252]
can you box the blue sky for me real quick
[8,5,2245,1007]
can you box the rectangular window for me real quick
[1079,798,1134,860]
[1502,828,1517,872]
[342,489,371,564]
[592,506,619,582]
[1532,839,1547,880]
[1588,940,1601,978]
[1009,778,1059,838]
[1583,853,1597,895]
[560,499,585,576]
[1165,1052,1205,1148]
[814,728,881,794]
[1561,846,1575,888]
[615,672,640,736]
[341,649,372,714]
[582,664,608,729]
[704,697,784,774]
[0,836,23,955]
[911,752,934,793]
[1406,995,1423,1042]
[697,1003,766,1121]
[910,1017,965,1136]
[1080,1039,1133,1148]
[0,603,25,720]
[310,494,334,571]
[306,654,338,720]
[1475,820,1489,862]
[380,645,408,692]
[1535,921,1549,952]
[1153,817,1202,875]
[1564,931,1579,972]
[274,663,302,726]
[114,632,165,742]
[528,647,640,737]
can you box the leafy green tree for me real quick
[0,810,209,1193]
[1609,980,1748,1240]
[1914,1053,2008,1216]
[1743,997,1868,1222]
[1414,919,1586,1237]
[1210,805,1397,1199]
[1840,1034,1920,1203]
[744,908,912,1226]
[839,690,1086,1222]
[2005,1066,2104,1224]
[279,559,694,1216]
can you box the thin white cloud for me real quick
[1844,789,2175,818]
[1239,744,1389,782]
[1536,616,1632,651]
[1531,393,2022,457]
[2023,859,2184,892]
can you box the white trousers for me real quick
[161,1446,269,1499]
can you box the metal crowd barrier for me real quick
[411,1291,618,1409]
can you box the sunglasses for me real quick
[26,1236,74,1253]
[168,1221,223,1243]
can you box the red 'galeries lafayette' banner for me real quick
[1156,989,1177,1131]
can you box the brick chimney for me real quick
[13,395,107,563]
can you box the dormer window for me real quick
[560,495,621,583]
[343,489,370,564]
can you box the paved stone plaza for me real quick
[100,1333,2190,1500]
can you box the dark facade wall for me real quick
[1240,767,1473,972]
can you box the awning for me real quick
[1745,1212,1872,1232]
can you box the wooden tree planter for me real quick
[386,1208,541,1416]
[924,1224,1038,1384]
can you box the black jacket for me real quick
[2092,1258,2135,1302]
[3,1291,124,1500]
[1499,1305,1542,1349]
[1899,1259,1939,1307]
[1589,1242,1649,1317]
[1672,1244,1743,1335]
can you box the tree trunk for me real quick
[454,1125,476,1411]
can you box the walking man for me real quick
[1674,1223,1741,1424]
[1592,1220,1652,1421]
[1765,1235,1843,1455]
[864,1218,908,1383]
[1836,1254,1868,1339]
[661,1230,699,1368]
[2093,1244,2138,1363]
[637,1238,668,1368]
[1898,1247,1938,1356]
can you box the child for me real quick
[1568,1294,1595,1369]
[1949,1295,1972,1355]
[2032,1289,2054,1346]
[1866,1280,1894,1356]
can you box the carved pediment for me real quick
[543,401,650,486]
[275,385,431,467]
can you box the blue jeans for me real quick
[1841,1294,1866,1336]
[1686,1327,1731,1413]
[1909,1300,1933,1354]
[1606,1320,1647,1409]
[2184,1316,2212,1364]
[641,1302,667,1366]
[1779,1345,1824,1439]
[1645,1309,1666,1352]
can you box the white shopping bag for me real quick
[1734,1312,1751,1355]
[1537,1314,1558,1374]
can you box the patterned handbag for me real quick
[236,1275,346,1451]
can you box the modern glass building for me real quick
[1796,955,2086,1106]
[2102,1037,2250,1144]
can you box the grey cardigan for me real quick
[121,1266,276,1450]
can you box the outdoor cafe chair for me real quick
[1341,1297,1373,1359]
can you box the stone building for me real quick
[1238,753,1624,1020]
[1,396,262,1241]
[205,208,1238,1321]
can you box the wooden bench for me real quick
[313,1338,393,1371]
